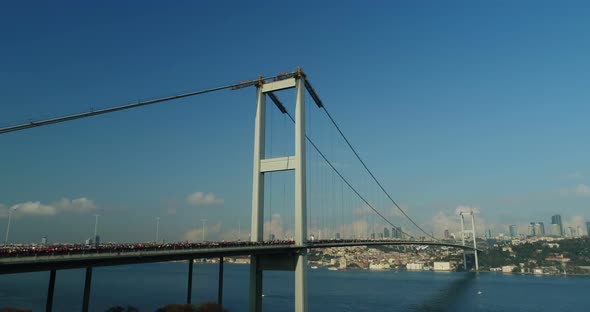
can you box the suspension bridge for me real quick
[0,68,481,312]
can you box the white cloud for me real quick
[574,184,590,197]
[560,184,590,198]
[332,219,370,239]
[11,201,57,216]
[183,222,222,241]
[564,215,587,229]
[565,172,584,179]
[2,197,97,217]
[186,192,224,206]
[353,204,372,217]
[424,205,488,238]
[264,214,287,240]
[54,197,97,213]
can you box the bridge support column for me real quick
[249,81,266,312]
[218,256,224,306]
[460,214,467,271]
[82,267,92,312]
[249,70,309,312]
[187,259,194,304]
[249,256,263,312]
[46,269,56,312]
[294,251,308,312]
[470,212,479,272]
[293,72,308,312]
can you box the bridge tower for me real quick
[250,69,309,312]
[459,211,479,271]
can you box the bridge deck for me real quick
[0,240,480,274]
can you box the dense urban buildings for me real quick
[552,214,564,236]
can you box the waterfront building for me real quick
[509,225,518,238]
[502,265,518,273]
[433,262,451,271]
[551,214,564,236]
[406,263,424,270]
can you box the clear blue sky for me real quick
[1,1,589,243]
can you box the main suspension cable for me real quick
[319,105,437,241]
[283,111,416,240]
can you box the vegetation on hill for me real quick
[479,237,590,273]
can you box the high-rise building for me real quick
[536,222,545,236]
[550,224,561,237]
[577,226,582,237]
[383,227,390,238]
[392,226,402,239]
[551,214,564,236]
[444,229,450,239]
[528,222,536,237]
[509,225,518,238]
[569,227,576,238]
[586,222,590,236]
[41,236,47,245]
[485,229,493,239]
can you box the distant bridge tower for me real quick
[459,211,479,271]
[250,68,309,312]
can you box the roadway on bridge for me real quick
[0,240,480,274]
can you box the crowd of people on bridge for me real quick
[0,240,294,258]
[0,238,421,258]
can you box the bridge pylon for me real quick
[250,69,309,312]
[459,211,479,271]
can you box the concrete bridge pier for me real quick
[46,269,56,312]
[82,267,93,312]
[187,259,194,304]
[218,256,224,307]
[249,256,263,312]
